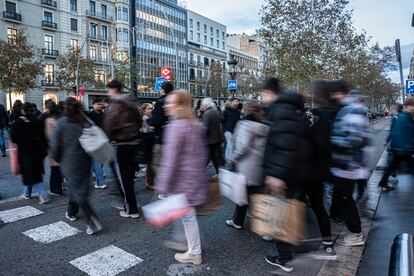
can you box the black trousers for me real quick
[379,150,414,186]
[67,199,95,223]
[306,180,332,242]
[232,185,264,226]
[208,143,224,173]
[330,176,362,233]
[116,145,139,214]
[49,166,63,194]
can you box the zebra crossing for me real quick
[0,205,144,275]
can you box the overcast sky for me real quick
[185,0,414,80]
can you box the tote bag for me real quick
[218,168,248,206]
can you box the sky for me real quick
[185,0,414,81]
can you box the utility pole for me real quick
[395,39,405,102]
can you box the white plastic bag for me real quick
[79,123,113,165]
[218,168,248,206]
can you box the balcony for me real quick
[41,80,58,88]
[3,11,22,23]
[90,57,110,64]
[41,0,57,9]
[189,61,197,67]
[42,20,58,30]
[87,33,111,42]
[42,48,59,57]
[86,10,113,22]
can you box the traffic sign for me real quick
[155,77,166,92]
[406,80,414,94]
[161,67,171,81]
[228,80,237,91]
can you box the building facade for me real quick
[186,10,227,97]
[227,34,265,75]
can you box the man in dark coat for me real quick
[261,78,310,272]
[222,99,241,161]
[0,103,8,157]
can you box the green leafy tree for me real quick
[113,54,138,93]
[0,29,43,108]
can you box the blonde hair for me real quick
[170,89,193,120]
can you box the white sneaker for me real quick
[94,184,108,189]
[119,211,140,219]
[65,212,78,222]
[337,232,365,246]
[39,197,51,204]
[262,235,273,242]
[174,251,203,265]
[225,219,242,230]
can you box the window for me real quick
[122,8,128,22]
[102,47,108,62]
[204,24,207,34]
[44,35,53,50]
[70,18,77,31]
[5,1,16,13]
[189,19,193,28]
[90,45,96,60]
[44,11,53,22]
[90,23,96,37]
[222,41,225,50]
[197,55,201,64]
[101,25,107,40]
[189,68,195,80]
[210,37,213,46]
[89,1,95,13]
[95,70,104,83]
[44,64,54,83]
[7,27,17,43]
[189,30,193,40]
[210,27,213,36]
[70,38,79,48]
[222,32,225,40]
[197,33,200,42]
[217,40,219,48]
[204,35,207,44]
[204,57,209,66]
[196,21,200,31]
[190,53,194,63]
[70,0,77,11]
[122,28,128,42]
[101,4,107,18]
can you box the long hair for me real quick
[243,101,265,123]
[170,90,193,121]
[46,100,62,118]
[64,97,86,124]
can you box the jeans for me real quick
[0,128,5,155]
[208,143,224,174]
[172,208,201,254]
[22,182,49,200]
[92,160,106,186]
[224,131,233,161]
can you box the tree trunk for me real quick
[8,90,12,111]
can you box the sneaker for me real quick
[307,244,337,260]
[94,184,108,189]
[174,251,203,265]
[65,212,78,222]
[225,219,243,230]
[337,232,365,246]
[164,240,188,252]
[21,195,31,200]
[86,216,103,235]
[265,255,293,272]
[379,184,395,191]
[262,235,273,242]
[39,197,51,204]
[119,211,140,219]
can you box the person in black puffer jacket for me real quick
[261,77,310,273]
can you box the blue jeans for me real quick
[224,131,233,161]
[0,128,6,155]
[92,160,106,186]
[22,182,49,200]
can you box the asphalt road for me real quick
[0,119,390,276]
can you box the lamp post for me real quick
[227,54,238,100]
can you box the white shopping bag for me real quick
[218,168,248,206]
[142,194,191,228]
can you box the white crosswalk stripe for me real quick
[69,245,143,276]
[22,221,81,244]
[0,206,43,223]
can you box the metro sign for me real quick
[161,67,171,81]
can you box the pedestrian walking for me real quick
[104,80,142,219]
[156,90,208,265]
[9,100,23,126]
[10,102,50,204]
[222,99,241,162]
[329,81,369,247]
[88,98,107,189]
[260,78,310,273]
[0,103,8,157]
[225,101,268,229]
[45,100,64,195]
[200,97,224,173]
[50,97,103,234]
[140,103,155,190]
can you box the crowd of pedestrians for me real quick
[2,75,406,273]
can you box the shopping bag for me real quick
[8,140,20,175]
[196,175,222,216]
[142,194,191,228]
[79,120,113,165]
[250,194,306,245]
[218,168,248,205]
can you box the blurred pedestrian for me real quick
[50,97,103,234]
[222,99,241,162]
[260,78,310,272]
[0,103,8,157]
[104,80,142,219]
[140,103,155,190]
[45,100,64,195]
[225,101,268,229]
[329,81,369,247]
[200,97,224,173]
[11,102,50,204]
[9,100,23,126]
[89,98,107,189]
[32,103,42,119]
[156,90,208,265]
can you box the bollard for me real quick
[389,233,414,276]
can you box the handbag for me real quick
[142,194,191,228]
[79,116,114,165]
[8,140,20,175]
[250,194,306,245]
[218,168,248,205]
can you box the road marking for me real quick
[167,264,210,275]
[0,206,43,223]
[70,245,143,276]
[23,221,81,244]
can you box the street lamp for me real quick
[227,54,238,100]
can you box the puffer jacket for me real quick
[104,94,142,145]
[262,93,310,199]
[232,118,269,186]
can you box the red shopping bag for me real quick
[8,140,20,175]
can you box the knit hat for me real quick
[261,77,281,94]
[161,82,174,94]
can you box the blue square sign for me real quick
[406,79,414,94]
[155,77,166,92]
[228,80,237,91]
